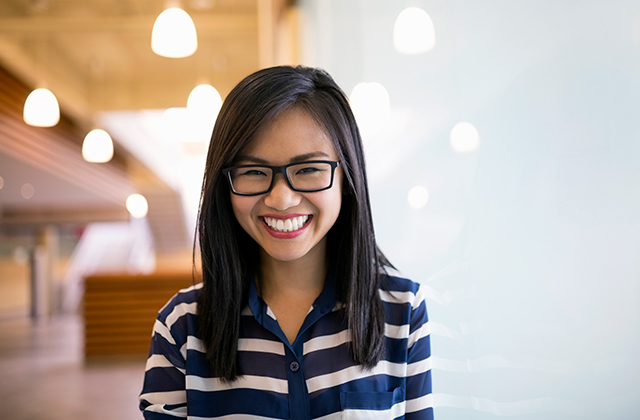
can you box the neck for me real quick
[258,242,327,303]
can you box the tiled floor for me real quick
[0,314,145,420]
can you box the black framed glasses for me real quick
[222,160,340,196]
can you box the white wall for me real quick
[299,1,640,418]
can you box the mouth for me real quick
[262,215,311,233]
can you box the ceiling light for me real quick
[187,84,222,117]
[151,7,198,58]
[23,88,60,127]
[408,185,429,209]
[450,122,480,153]
[126,194,149,218]
[349,82,391,136]
[82,129,114,163]
[187,84,222,141]
[393,7,436,54]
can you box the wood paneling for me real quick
[83,272,197,358]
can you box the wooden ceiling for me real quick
[0,0,295,127]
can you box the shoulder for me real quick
[157,282,202,327]
[379,267,425,311]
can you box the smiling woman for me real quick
[139,66,433,419]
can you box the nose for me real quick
[263,173,301,210]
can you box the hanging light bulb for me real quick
[82,129,114,163]
[349,82,391,137]
[126,194,149,218]
[187,84,222,117]
[393,7,436,54]
[186,84,222,141]
[23,88,60,127]
[450,121,480,153]
[151,7,198,58]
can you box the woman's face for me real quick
[229,108,343,265]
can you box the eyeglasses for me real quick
[222,160,340,196]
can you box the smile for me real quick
[262,215,310,232]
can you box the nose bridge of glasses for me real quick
[270,165,295,192]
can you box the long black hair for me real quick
[196,65,391,381]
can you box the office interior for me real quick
[1,1,639,419]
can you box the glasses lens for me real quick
[287,162,333,191]
[229,166,273,194]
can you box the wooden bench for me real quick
[83,273,197,359]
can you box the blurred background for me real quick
[1,0,639,419]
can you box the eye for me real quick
[295,165,326,175]
[238,168,268,177]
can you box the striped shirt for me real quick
[139,272,433,419]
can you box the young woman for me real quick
[139,66,432,419]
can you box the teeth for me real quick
[264,216,309,232]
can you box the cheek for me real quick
[230,195,257,230]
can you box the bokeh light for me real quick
[393,7,436,54]
[151,8,197,58]
[126,193,149,218]
[349,82,391,137]
[23,88,60,127]
[82,129,114,163]
[407,185,429,209]
[450,121,480,153]
[21,183,34,199]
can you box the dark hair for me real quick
[196,65,391,381]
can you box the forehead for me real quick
[240,108,338,163]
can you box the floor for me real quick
[0,314,145,420]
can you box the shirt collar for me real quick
[247,270,338,321]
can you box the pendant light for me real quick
[151,3,198,58]
[82,129,114,163]
[393,7,436,54]
[23,87,60,127]
[186,83,222,141]
[126,194,149,219]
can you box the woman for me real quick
[139,66,432,419]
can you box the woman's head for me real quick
[200,66,374,272]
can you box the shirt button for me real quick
[289,361,300,372]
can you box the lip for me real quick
[260,214,312,239]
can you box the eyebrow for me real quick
[236,151,331,165]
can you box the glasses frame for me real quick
[222,160,341,196]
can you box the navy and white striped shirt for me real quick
[139,272,433,419]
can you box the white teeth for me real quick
[264,215,309,232]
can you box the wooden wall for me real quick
[83,272,196,359]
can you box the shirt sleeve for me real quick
[139,314,188,419]
[404,285,434,419]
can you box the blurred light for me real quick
[187,84,222,141]
[82,129,114,163]
[393,7,436,54]
[151,7,198,58]
[187,84,222,117]
[0,176,4,190]
[21,183,35,199]
[450,121,480,153]
[408,185,429,209]
[126,194,149,218]
[23,88,60,127]
[349,82,391,136]
[163,107,191,141]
